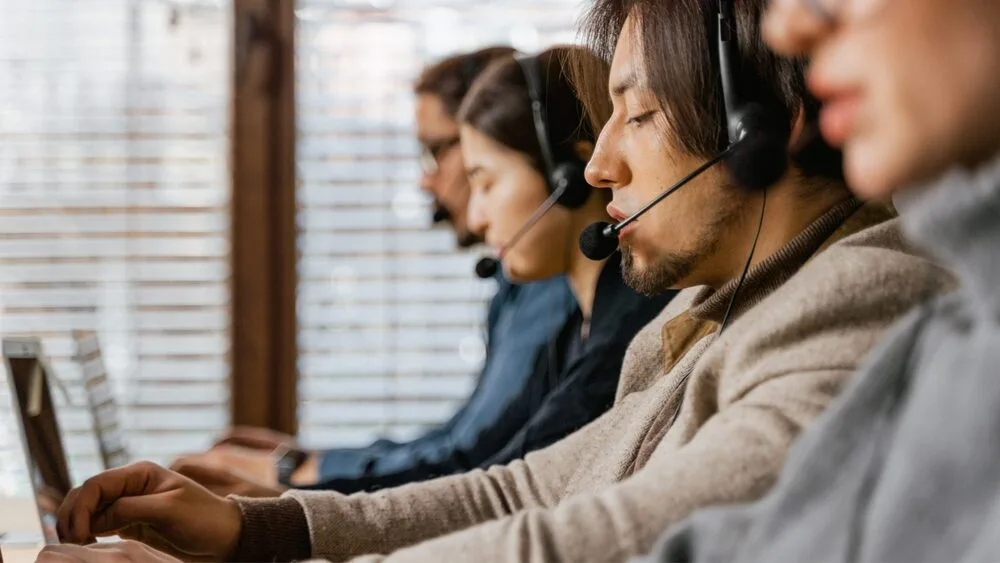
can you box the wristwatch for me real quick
[271,444,308,487]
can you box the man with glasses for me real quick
[415,52,485,248]
[171,47,578,496]
[418,134,463,237]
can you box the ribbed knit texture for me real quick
[231,496,311,562]
[689,198,862,321]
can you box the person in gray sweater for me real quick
[638,0,1000,561]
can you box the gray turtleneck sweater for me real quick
[640,155,1000,563]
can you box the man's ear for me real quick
[574,140,595,162]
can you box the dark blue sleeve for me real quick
[300,342,555,493]
[309,276,576,485]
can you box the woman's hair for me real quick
[457,45,610,177]
[414,46,517,118]
[570,0,843,182]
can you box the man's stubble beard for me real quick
[619,197,741,295]
[432,206,483,248]
[620,243,701,296]
[456,229,484,248]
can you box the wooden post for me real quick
[229,0,298,434]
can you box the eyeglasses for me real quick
[797,0,886,24]
[797,0,834,22]
[419,136,460,175]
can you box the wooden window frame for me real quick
[229,0,298,435]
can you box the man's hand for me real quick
[38,541,182,563]
[170,457,287,498]
[171,445,278,484]
[212,426,299,452]
[56,462,242,561]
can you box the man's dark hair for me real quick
[414,46,517,118]
[457,45,607,178]
[572,0,842,181]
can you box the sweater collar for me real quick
[688,197,872,323]
[895,151,1000,320]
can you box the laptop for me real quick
[73,331,130,470]
[3,337,69,545]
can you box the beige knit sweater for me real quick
[233,200,952,563]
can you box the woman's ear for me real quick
[573,140,595,163]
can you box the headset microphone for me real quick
[474,255,500,279]
[579,145,736,260]
[475,183,569,279]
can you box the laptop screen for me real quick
[4,338,71,545]
[73,331,129,470]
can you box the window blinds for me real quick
[295,0,584,448]
[0,0,231,496]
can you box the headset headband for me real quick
[718,0,745,144]
[514,53,561,190]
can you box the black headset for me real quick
[514,53,593,209]
[717,0,792,190]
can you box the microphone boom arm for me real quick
[499,183,568,257]
[603,143,737,238]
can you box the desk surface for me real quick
[1,546,38,563]
[0,497,130,563]
[0,497,43,563]
[0,496,41,531]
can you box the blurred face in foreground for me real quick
[763,0,1000,196]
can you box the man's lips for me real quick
[818,93,862,147]
[808,70,864,147]
[607,204,629,223]
[606,204,637,242]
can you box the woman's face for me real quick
[763,0,1000,197]
[462,125,574,282]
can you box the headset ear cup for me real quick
[552,162,592,209]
